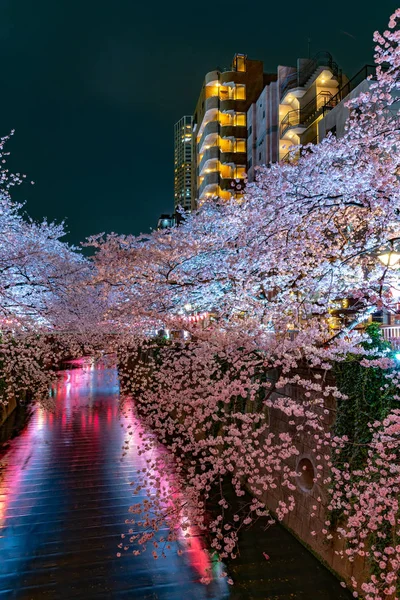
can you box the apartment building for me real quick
[247,51,343,179]
[191,54,276,208]
[174,116,193,212]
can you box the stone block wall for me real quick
[255,370,371,590]
[0,395,17,427]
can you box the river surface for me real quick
[0,359,351,599]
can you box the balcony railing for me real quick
[301,91,336,125]
[198,171,219,198]
[280,109,301,138]
[281,91,338,139]
[324,64,379,109]
[280,51,340,100]
[198,145,219,175]
[198,172,246,198]
[281,148,300,163]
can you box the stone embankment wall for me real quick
[0,395,17,427]
[259,370,370,591]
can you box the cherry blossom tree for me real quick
[0,133,105,406]
[1,10,400,599]
[86,10,400,598]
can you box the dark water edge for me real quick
[205,481,352,600]
[227,519,352,599]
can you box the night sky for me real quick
[1,0,397,246]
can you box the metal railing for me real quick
[323,64,377,109]
[281,91,340,139]
[281,149,300,163]
[301,90,336,125]
[280,51,340,100]
[280,109,301,137]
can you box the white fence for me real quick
[381,326,400,348]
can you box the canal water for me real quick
[0,359,351,599]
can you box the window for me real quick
[248,125,252,137]
[263,110,265,119]
[234,113,246,126]
[219,86,235,101]
[236,139,246,153]
[234,54,246,72]
[248,157,252,168]
[235,165,246,179]
[259,152,261,161]
[235,84,246,100]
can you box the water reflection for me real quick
[0,359,353,599]
[0,359,229,599]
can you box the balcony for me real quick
[198,121,219,151]
[220,151,247,165]
[198,171,219,198]
[219,125,247,138]
[281,148,301,163]
[198,146,219,174]
[280,91,339,139]
[205,71,220,86]
[204,96,219,111]
[280,110,306,138]
[322,64,381,111]
[220,177,239,192]
[219,98,238,111]
[198,172,246,199]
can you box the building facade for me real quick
[157,214,176,230]
[247,51,343,179]
[318,64,378,141]
[174,116,193,212]
[191,54,276,209]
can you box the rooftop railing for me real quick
[280,51,340,100]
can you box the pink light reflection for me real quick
[121,402,212,581]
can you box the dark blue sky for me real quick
[1,0,397,245]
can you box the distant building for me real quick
[174,116,193,212]
[157,214,176,230]
[191,54,276,209]
[184,51,380,204]
[247,51,343,179]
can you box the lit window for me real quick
[234,113,246,126]
[234,54,246,72]
[235,85,246,100]
[236,139,246,152]
[235,165,246,179]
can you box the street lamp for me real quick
[377,236,400,269]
